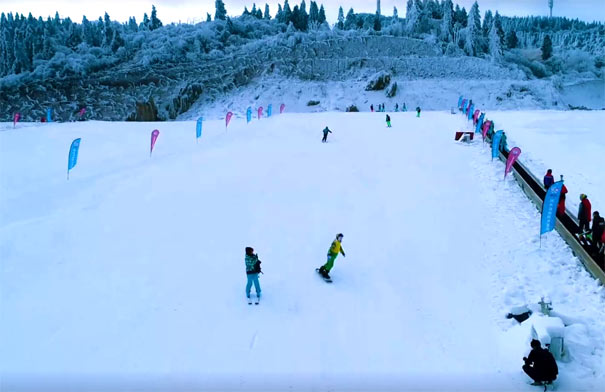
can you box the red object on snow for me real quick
[454,131,474,141]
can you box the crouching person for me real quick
[523,339,558,386]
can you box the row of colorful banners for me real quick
[67,104,288,178]
[457,95,559,237]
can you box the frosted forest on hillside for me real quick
[0,1,603,121]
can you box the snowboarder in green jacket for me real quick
[318,233,346,279]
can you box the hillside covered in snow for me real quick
[0,0,604,121]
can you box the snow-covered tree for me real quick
[206,13,212,22]
[482,10,493,37]
[298,0,309,30]
[542,34,553,59]
[150,5,162,30]
[215,0,227,21]
[264,4,271,20]
[393,7,398,21]
[373,12,381,31]
[440,0,453,42]
[344,8,356,30]
[464,1,481,56]
[318,5,326,24]
[276,4,284,23]
[309,1,319,24]
[493,12,504,45]
[488,19,502,61]
[283,1,292,25]
[406,0,420,34]
[506,30,518,48]
[337,6,344,30]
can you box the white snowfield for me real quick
[1,112,604,391]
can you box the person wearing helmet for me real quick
[318,233,346,280]
[578,194,592,234]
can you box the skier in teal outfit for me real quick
[245,247,261,303]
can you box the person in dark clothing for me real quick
[543,169,554,189]
[578,194,592,233]
[592,211,605,253]
[523,339,558,385]
[386,114,391,128]
[370,104,374,112]
[322,126,332,143]
[395,103,399,112]
[416,107,421,117]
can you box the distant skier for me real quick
[245,247,262,304]
[318,233,346,281]
[402,103,407,112]
[543,169,554,190]
[578,194,592,234]
[395,103,399,112]
[386,114,391,128]
[416,106,421,117]
[522,339,558,386]
[322,126,332,143]
[370,104,374,112]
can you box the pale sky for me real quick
[1,1,603,25]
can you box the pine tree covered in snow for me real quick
[542,34,553,60]
[337,7,344,30]
[488,18,502,61]
[440,0,454,42]
[214,0,227,21]
[464,2,482,56]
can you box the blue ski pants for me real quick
[246,273,261,298]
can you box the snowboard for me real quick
[315,268,332,283]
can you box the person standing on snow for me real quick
[395,103,399,112]
[318,233,346,280]
[556,177,568,218]
[245,247,262,303]
[322,126,332,143]
[578,194,592,234]
[402,103,407,112]
[386,114,391,128]
[416,106,421,117]
[591,211,604,254]
[370,104,374,112]
[522,339,558,386]
[543,169,554,190]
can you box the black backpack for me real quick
[253,258,262,274]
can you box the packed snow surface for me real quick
[1,111,604,391]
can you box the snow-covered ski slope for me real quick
[1,112,605,391]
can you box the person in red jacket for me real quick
[578,194,592,233]
[556,183,568,217]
